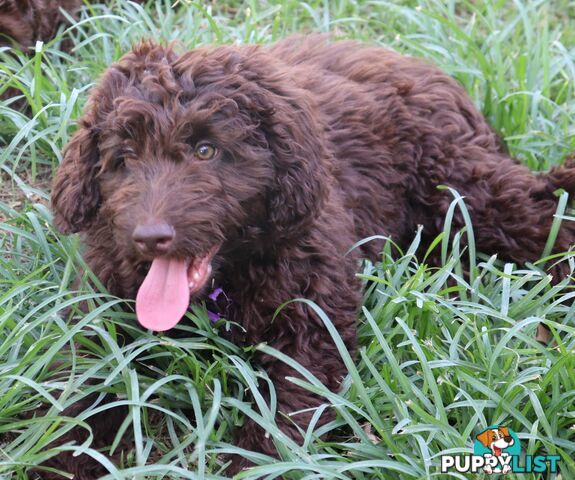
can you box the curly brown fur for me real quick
[0,0,83,106]
[49,36,575,477]
[0,0,82,49]
[28,393,129,480]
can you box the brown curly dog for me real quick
[49,36,575,477]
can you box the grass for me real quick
[1,0,574,478]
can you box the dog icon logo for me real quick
[441,424,559,474]
[474,425,520,474]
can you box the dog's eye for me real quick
[110,147,136,170]
[194,142,217,160]
[110,155,126,171]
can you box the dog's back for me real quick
[267,36,498,256]
[268,36,575,267]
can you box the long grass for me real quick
[1,1,574,479]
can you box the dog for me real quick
[476,426,515,474]
[49,35,575,477]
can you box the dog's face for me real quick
[52,42,328,330]
[476,427,514,454]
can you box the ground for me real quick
[0,1,574,479]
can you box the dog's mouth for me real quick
[135,246,218,332]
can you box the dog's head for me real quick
[476,427,514,454]
[52,42,330,330]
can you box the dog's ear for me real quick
[476,430,492,447]
[499,427,510,437]
[51,124,101,234]
[264,97,329,238]
[51,42,177,234]
[231,51,330,239]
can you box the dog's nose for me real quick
[132,223,175,255]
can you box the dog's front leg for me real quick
[483,453,494,474]
[227,344,348,475]
[226,255,359,475]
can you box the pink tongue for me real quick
[135,257,190,331]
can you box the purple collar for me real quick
[206,287,231,322]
